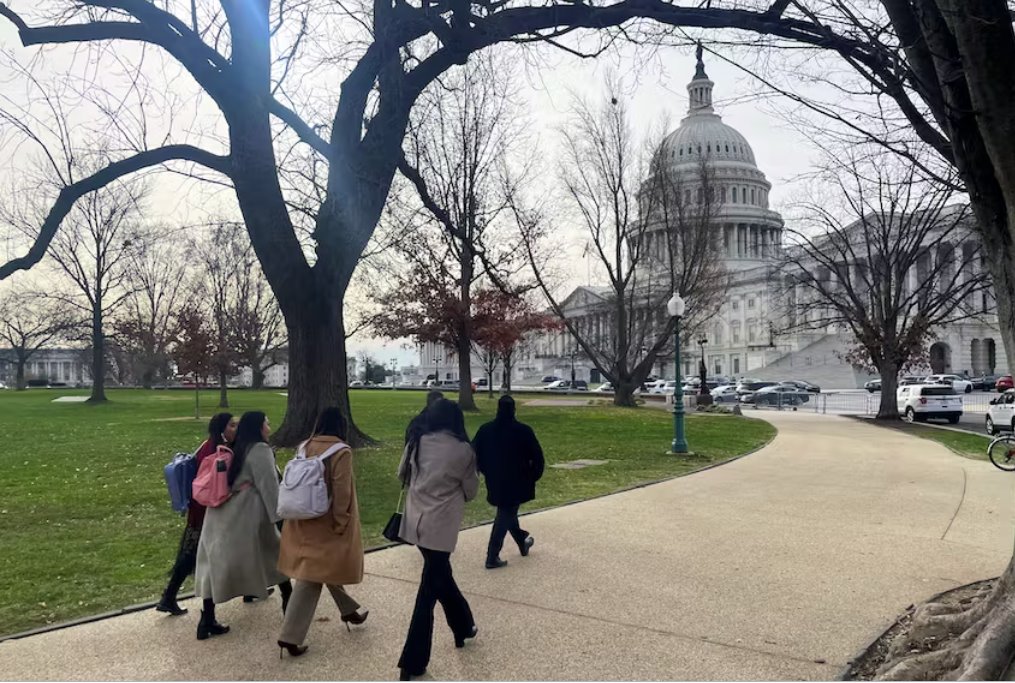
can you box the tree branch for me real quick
[0,145,230,280]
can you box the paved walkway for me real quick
[2,412,1013,681]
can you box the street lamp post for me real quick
[391,358,398,387]
[667,293,689,454]
[570,348,578,387]
[433,355,440,386]
[697,337,709,396]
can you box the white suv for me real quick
[897,384,962,424]
[924,374,973,394]
[986,390,1015,434]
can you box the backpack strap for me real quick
[317,441,349,461]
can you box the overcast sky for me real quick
[0,14,832,368]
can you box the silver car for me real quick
[986,390,1015,434]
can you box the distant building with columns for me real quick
[526,54,1008,388]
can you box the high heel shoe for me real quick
[277,640,308,659]
[454,624,478,648]
[341,608,369,632]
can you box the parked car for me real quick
[711,385,739,403]
[645,379,668,394]
[864,378,882,393]
[649,380,679,395]
[476,377,488,387]
[744,385,811,406]
[349,380,364,388]
[593,382,614,394]
[541,375,561,384]
[735,380,777,399]
[544,380,587,391]
[985,390,1015,434]
[969,374,998,391]
[780,380,821,393]
[898,376,925,387]
[996,375,1013,392]
[924,374,974,394]
[897,384,962,423]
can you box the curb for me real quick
[0,414,777,644]
[837,578,996,680]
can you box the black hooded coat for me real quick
[473,398,545,507]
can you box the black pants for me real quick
[163,525,200,601]
[486,505,528,562]
[398,548,474,675]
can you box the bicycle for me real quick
[988,434,1015,471]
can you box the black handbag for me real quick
[382,486,406,544]
[383,442,416,544]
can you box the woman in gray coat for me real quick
[396,399,480,681]
[194,411,291,640]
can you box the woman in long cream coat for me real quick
[396,399,480,681]
[276,407,368,658]
[194,411,290,640]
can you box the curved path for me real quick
[2,412,1013,680]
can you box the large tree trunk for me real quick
[251,365,265,390]
[502,353,513,392]
[456,333,476,411]
[876,361,900,420]
[15,357,26,391]
[273,295,368,447]
[613,381,638,407]
[218,369,229,408]
[87,305,106,403]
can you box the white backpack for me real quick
[277,441,348,520]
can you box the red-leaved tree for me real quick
[472,289,561,394]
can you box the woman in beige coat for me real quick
[276,407,368,658]
[396,398,480,681]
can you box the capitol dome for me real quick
[641,48,784,272]
[659,51,759,171]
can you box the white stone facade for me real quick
[537,55,1009,388]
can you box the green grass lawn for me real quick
[0,388,775,636]
[872,420,991,462]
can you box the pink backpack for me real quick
[192,446,250,508]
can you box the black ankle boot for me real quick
[155,594,187,616]
[196,602,230,641]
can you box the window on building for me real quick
[732,187,738,203]
[750,188,756,204]
[748,325,757,342]
[684,189,691,205]
[733,357,740,374]
[732,322,741,344]
[696,187,702,203]
[732,299,739,311]
[721,187,726,203]
[748,298,755,309]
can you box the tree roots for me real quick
[872,580,1015,681]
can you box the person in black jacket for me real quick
[473,395,545,569]
[405,390,444,445]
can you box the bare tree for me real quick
[393,54,528,410]
[114,233,190,389]
[43,181,145,401]
[0,288,74,390]
[522,84,727,406]
[777,153,987,420]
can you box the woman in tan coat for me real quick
[276,407,368,658]
[396,399,480,681]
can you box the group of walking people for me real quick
[156,389,545,681]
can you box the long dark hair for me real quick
[228,411,267,486]
[423,399,469,442]
[314,407,347,440]
[207,412,233,447]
